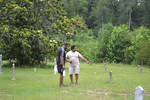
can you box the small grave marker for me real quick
[137,65,140,72]
[54,58,58,74]
[137,65,143,72]
[104,63,107,73]
[140,67,143,72]
[12,63,16,80]
[100,61,108,73]
[135,86,144,100]
[34,68,36,72]
[109,71,112,81]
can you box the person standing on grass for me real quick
[66,45,90,85]
[57,43,69,87]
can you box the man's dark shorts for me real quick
[57,65,63,74]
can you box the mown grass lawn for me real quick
[0,62,150,100]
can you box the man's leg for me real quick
[69,66,74,84]
[70,74,73,84]
[75,74,78,84]
[75,66,80,85]
[59,74,63,87]
[58,65,64,87]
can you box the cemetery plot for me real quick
[0,63,150,100]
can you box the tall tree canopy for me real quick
[0,0,84,65]
[0,0,150,66]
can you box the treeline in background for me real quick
[0,0,150,66]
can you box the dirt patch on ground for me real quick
[145,92,150,96]
[86,89,95,93]
[96,91,112,96]
[0,90,12,97]
[71,89,112,98]
[118,93,134,98]
[62,89,150,99]
[62,90,69,94]
[86,89,112,95]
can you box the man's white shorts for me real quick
[69,65,80,75]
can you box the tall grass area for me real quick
[0,62,150,100]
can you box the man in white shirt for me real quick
[66,45,89,85]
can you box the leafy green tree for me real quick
[61,0,87,18]
[107,25,131,63]
[89,0,119,36]
[118,0,139,30]
[142,0,150,28]
[70,28,99,62]
[0,0,84,65]
[92,0,118,25]
[83,0,98,29]
[124,26,150,63]
[135,41,150,65]
[97,23,113,62]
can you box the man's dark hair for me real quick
[63,43,69,46]
[71,45,76,50]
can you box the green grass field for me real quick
[0,62,150,100]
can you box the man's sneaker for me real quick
[70,82,74,85]
[75,82,78,85]
[60,84,68,87]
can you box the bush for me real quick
[124,26,150,64]
[135,42,150,65]
[70,28,99,62]
[106,25,131,63]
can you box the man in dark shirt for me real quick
[57,43,69,87]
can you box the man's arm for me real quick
[66,56,72,63]
[60,56,65,69]
[66,52,72,63]
[79,56,90,64]
[60,48,65,69]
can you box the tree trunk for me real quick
[128,9,132,30]
[101,15,104,32]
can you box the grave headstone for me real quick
[140,67,143,72]
[109,71,112,81]
[104,63,107,73]
[54,58,58,74]
[137,65,143,72]
[12,63,16,80]
[0,54,2,75]
[100,66,103,73]
[135,86,144,100]
[34,68,36,72]
[100,61,108,73]
[137,65,141,72]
